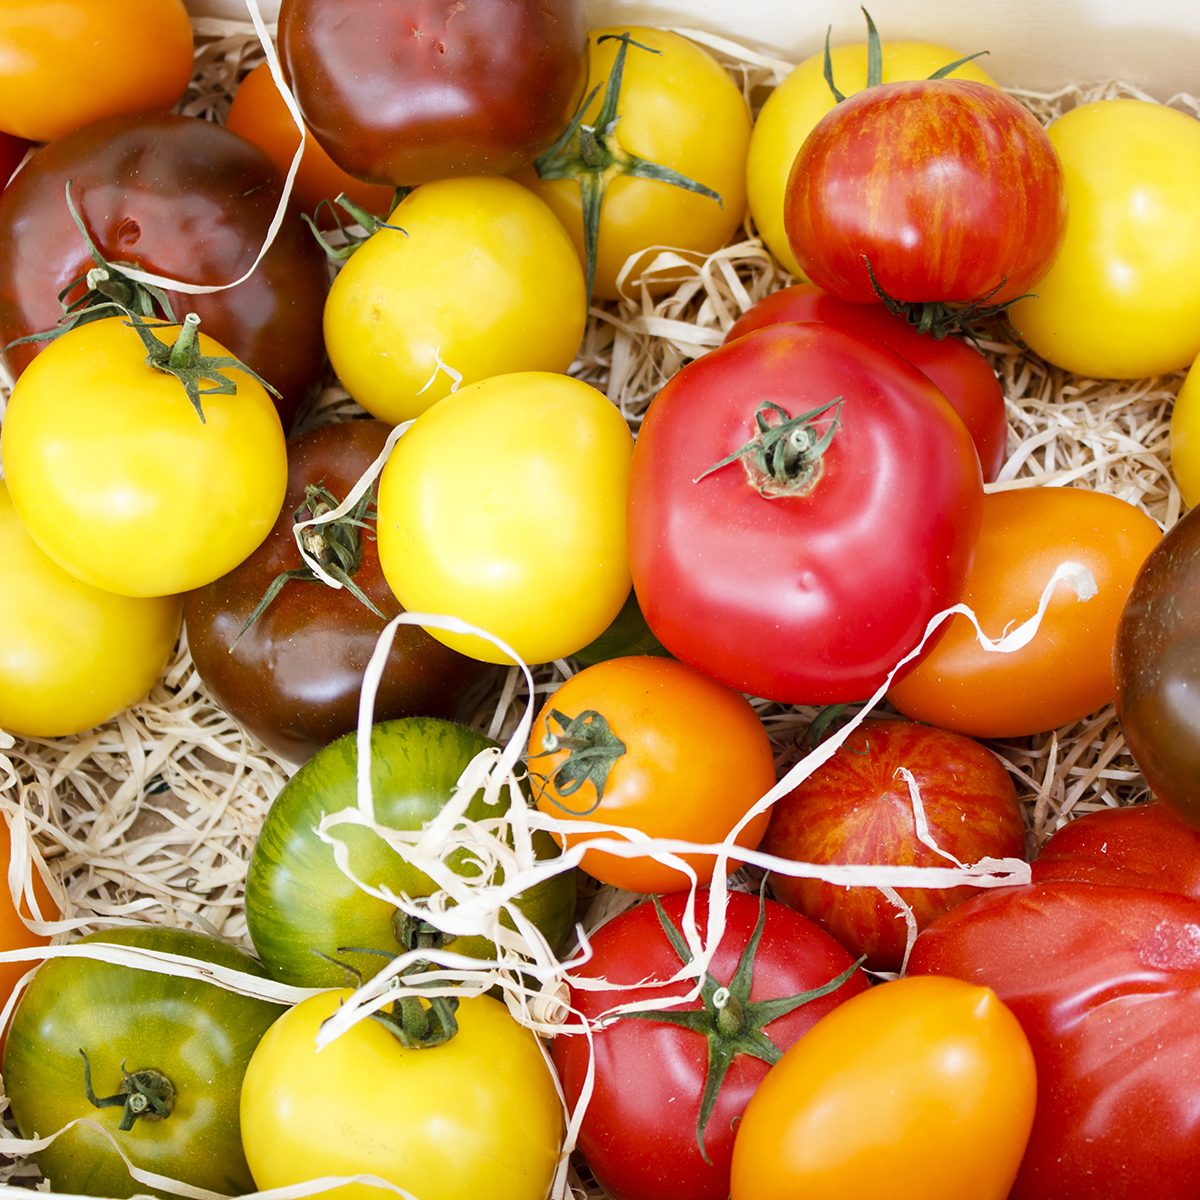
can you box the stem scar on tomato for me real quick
[621,889,864,1162]
[533,31,722,300]
[79,1050,175,1132]
[693,397,843,498]
[532,707,627,812]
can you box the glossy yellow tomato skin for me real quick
[1,317,287,598]
[0,0,194,143]
[729,975,1036,1200]
[324,176,587,424]
[0,482,180,737]
[888,486,1162,738]
[521,26,751,300]
[1010,100,1200,379]
[1171,352,1200,506]
[376,371,633,665]
[240,989,564,1200]
[747,41,996,276]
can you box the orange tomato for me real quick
[729,975,1036,1200]
[225,63,394,222]
[529,656,776,893]
[888,487,1162,737]
[0,813,58,1019]
[0,0,194,143]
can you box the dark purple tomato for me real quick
[725,283,1008,482]
[1114,503,1200,827]
[0,112,329,427]
[183,419,498,763]
[277,0,587,187]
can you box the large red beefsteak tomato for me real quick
[627,322,983,704]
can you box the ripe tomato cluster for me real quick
[2,5,1200,1200]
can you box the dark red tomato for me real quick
[763,718,1025,972]
[909,881,1200,1200]
[0,113,329,427]
[278,0,587,187]
[183,419,497,763]
[785,79,1066,308]
[1033,802,1200,899]
[0,131,28,190]
[725,284,1007,481]
[554,888,867,1200]
[627,322,983,704]
[1114,503,1200,827]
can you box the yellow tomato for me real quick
[730,975,1037,1200]
[323,176,587,424]
[1009,99,1200,379]
[0,0,194,143]
[747,40,996,276]
[520,26,751,301]
[1,316,286,598]
[376,371,633,665]
[1171,352,1200,506]
[0,481,180,738]
[240,989,563,1200]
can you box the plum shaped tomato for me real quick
[1114,503,1200,827]
[726,283,1008,481]
[627,322,983,705]
[2,925,282,1199]
[784,78,1066,315]
[184,419,498,764]
[0,112,329,428]
[553,889,867,1200]
[277,0,587,187]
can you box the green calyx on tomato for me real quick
[230,480,386,649]
[365,920,462,1050]
[533,31,722,300]
[124,309,280,422]
[79,1051,175,1132]
[864,256,1022,339]
[533,707,627,811]
[623,891,864,1163]
[694,397,843,498]
[823,9,986,102]
[302,189,408,264]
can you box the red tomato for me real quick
[278,0,586,186]
[1114,502,1200,827]
[910,881,1200,1200]
[763,718,1025,972]
[627,322,983,705]
[0,113,329,428]
[529,656,776,893]
[785,79,1066,309]
[553,889,867,1200]
[225,63,395,222]
[1032,802,1200,899]
[888,486,1162,737]
[725,284,1007,481]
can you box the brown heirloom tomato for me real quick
[1115,503,1200,827]
[278,0,587,187]
[0,113,329,427]
[184,419,496,764]
[785,79,1066,309]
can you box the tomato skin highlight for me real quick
[725,283,1008,481]
[552,889,867,1200]
[240,989,564,1200]
[628,322,983,705]
[278,0,587,187]
[785,79,1066,306]
[729,974,1036,1200]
